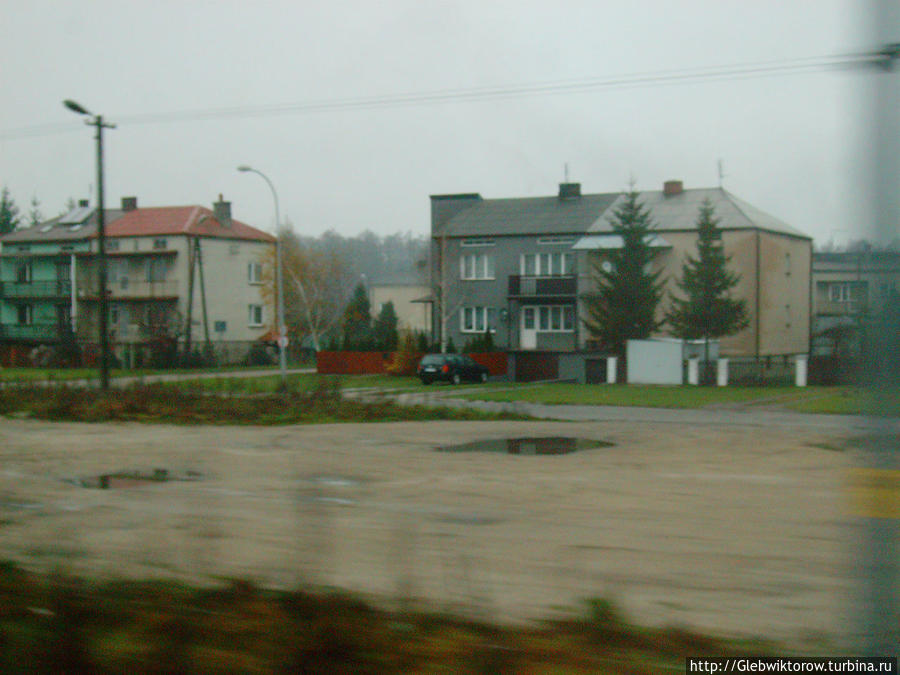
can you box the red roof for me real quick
[103,206,276,242]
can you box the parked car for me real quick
[417,353,490,385]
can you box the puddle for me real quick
[71,469,202,489]
[435,437,612,455]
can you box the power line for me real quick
[0,50,889,141]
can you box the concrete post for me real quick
[717,358,729,387]
[606,357,617,384]
[687,358,699,385]
[795,355,808,387]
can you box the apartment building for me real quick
[430,180,813,359]
[0,196,275,365]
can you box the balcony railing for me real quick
[80,279,179,300]
[508,275,577,298]
[0,323,63,341]
[0,280,72,298]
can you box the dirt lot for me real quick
[0,416,862,646]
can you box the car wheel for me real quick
[480,372,488,383]
[451,373,461,385]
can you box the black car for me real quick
[417,354,490,385]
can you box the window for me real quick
[829,283,858,303]
[16,304,32,325]
[460,253,495,280]
[152,238,167,250]
[461,238,495,247]
[520,252,573,276]
[109,306,120,326]
[145,258,166,282]
[523,305,575,332]
[229,244,240,255]
[105,239,120,251]
[15,261,32,284]
[249,304,264,327]
[214,320,227,333]
[248,262,263,284]
[460,306,495,333]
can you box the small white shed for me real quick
[626,339,720,385]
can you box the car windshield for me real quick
[419,355,445,365]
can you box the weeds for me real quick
[0,562,772,674]
[0,380,527,425]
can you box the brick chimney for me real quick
[213,194,232,228]
[663,180,684,197]
[558,182,581,200]
[121,196,137,211]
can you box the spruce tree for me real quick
[666,199,748,375]
[582,189,664,357]
[341,282,373,349]
[372,300,399,350]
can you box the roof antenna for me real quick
[717,159,726,188]
[564,162,569,183]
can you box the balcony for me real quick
[508,275,577,299]
[0,280,72,298]
[0,323,63,341]
[80,278,179,301]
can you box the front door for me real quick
[520,306,537,349]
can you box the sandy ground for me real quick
[0,415,865,646]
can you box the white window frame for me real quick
[519,252,573,276]
[521,304,575,333]
[829,283,851,302]
[537,236,575,245]
[152,238,168,250]
[461,238,495,247]
[248,262,263,284]
[460,253,495,280]
[105,239,120,251]
[460,306,495,333]
[248,304,265,327]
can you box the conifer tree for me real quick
[666,199,748,374]
[582,189,664,357]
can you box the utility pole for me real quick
[64,100,115,390]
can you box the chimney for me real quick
[78,199,89,208]
[558,182,581,200]
[213,194,232,228]
[663,180,684,197]
[121,196,137,211]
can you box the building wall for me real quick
[434,233,580,350]
[370,285,431,334]
[189,237,272,344]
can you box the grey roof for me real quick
[0,209,125,244]
[438,186,810,240]
[588,188,810,239]
[441,193,620,237]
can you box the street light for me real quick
[237,165,288,388]
[63,99,115,390]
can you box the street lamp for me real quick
[63,99,115,390]
[237,165,288,388]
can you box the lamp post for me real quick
[237,166,288,388]
[63,99,114,390]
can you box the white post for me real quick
[606,356,617,384]
[70,253,77,333]
[795,355,808,387]
[717,358,729,387]
[687,358,699,385]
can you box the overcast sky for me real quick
[0,1,894,245]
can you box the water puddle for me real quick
[436,437,612,455]
[70,469,202,489]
